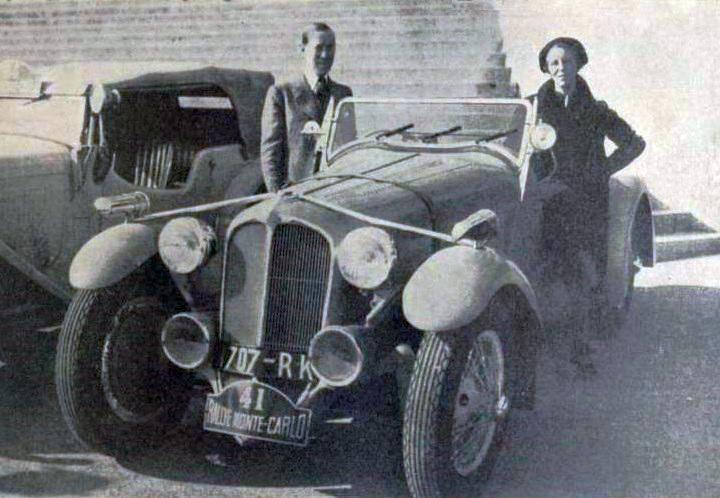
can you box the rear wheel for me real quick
[402,317,512,498]
[55,276,189,456]
[610,210,643,329]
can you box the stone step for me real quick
[0,13,499,33]
[0,30,498,56]
[352,81,519,97]
[0,38,499,58]
[655,232,720,262]
[653,209,714,236]
[0,1,499,22]
[4,49,507,75]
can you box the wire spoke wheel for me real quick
[451,330,506,477]
[403,316,514,498]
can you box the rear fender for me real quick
[608,175,655,309]
[69,223,158,290]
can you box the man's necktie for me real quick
[315,77,330,119]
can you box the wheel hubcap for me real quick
[451,329,506,477]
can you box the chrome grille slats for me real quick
[263,223,331,352]
[127,143,194,189]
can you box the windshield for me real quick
[329,99,529,160]
[0,96,86,146]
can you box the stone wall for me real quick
[0,0,517,97]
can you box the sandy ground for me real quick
[0,257,719,497]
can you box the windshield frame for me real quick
[326,97,534,169]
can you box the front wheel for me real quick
[55,276,189,456]
[402,321,511,498]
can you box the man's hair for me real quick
[301,22,334,46]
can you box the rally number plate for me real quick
[223,345,315,382]
[204,379,312,446]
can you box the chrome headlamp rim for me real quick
[529,122,557,151]
[161,312,214,370]
[158,216,216,274]
[336,226,397,290]
[308,326,364,388]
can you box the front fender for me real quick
[69,223,158,290]
[402,246,539,333]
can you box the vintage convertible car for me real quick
[56,97,654,498]
[0,63,271,327]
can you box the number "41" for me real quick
[238,384,266,412]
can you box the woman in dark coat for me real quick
[525,37,645,375]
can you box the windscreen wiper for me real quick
[376,123,415,139]
[475,128,518,144]
[421,125,462,143]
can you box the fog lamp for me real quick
[308,326,363,387]
[161,312,214,370]
[158,217,216,274]
[337,227,397,290]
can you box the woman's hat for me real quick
[538,37,588,73]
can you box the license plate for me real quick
[203,379,312,446]
[223,345,315,382]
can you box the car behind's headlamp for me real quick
[337,227,397,289]
[158,217,216,274]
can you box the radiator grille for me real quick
[263,223,331,352]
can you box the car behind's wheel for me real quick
[55,276,189,456]
[402,318,511,498]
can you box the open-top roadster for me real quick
[55,96,654,498]
[0,63,271,327]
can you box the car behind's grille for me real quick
[263,223,331,352]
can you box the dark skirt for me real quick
[510,177,609,336]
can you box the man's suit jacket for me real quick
[261,77,353,192]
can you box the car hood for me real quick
[228,146,517,244]
[0,135,71,175]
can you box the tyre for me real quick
[55,275,190,456]
[402,313,512,498]
[609,210,643,329]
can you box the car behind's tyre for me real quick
[608,210,643,331]
[402,319,512,498]
[55,276,189,456]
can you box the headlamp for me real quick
[530,122,557,151]
[89,82,106,114]
[158,217,216,274]
[336,227,397,289]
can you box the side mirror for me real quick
[529,122,557,151]
[451,209,498,246]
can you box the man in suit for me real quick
[261,22,353,192]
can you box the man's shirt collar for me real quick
[304,71,330,94]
